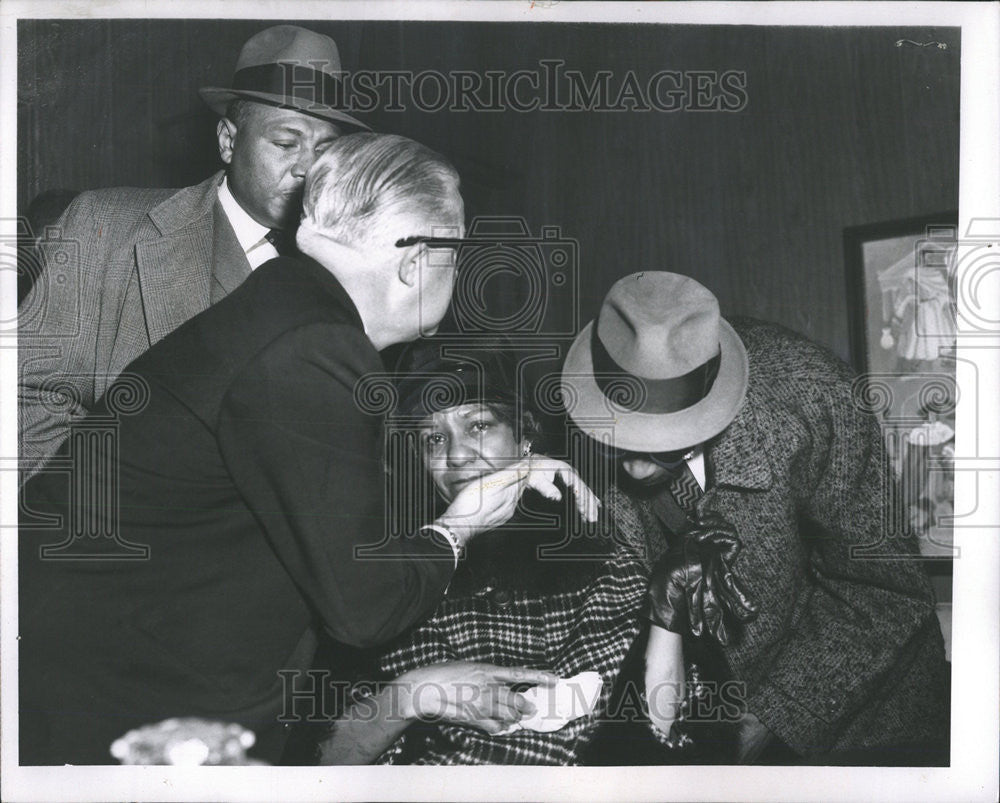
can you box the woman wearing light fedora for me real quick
[20,25,372,480]
[563,272,950,765]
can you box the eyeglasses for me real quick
[394,235,468,249]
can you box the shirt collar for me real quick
[687,449,707,490]
[217,176,271,254]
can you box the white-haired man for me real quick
[19,134,591,765]
[19,26,367,479]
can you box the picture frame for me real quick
[843,212,959,569]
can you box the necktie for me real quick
[668,462,703,516]
[265,228,296,257]
[648,460,703,538]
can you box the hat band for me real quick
[232,62,344,110]
[591,326,721,414]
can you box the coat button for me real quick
[490,589,513,608]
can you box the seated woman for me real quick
[318,343,730,765]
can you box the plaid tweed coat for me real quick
[609,318,950,762]
[374,521,650,765]
[18,171,250,478]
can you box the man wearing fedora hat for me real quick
[19,25,370,480]
[563,272,950,765]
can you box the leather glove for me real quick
[646,512,759,645]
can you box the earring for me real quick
[522,442,532,456]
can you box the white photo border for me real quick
[2,2,997,801]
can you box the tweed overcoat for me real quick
[608,319,950,761]
[18,171,249,478]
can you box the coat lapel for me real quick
[705,400,773,493]
[698,398,774,531]
[210,200,252,303]
[135,172,221,346]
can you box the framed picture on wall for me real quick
[843,212,958,564]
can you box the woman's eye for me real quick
[273,141,295,150]
[423,433,446,450]
[470,420,490,434]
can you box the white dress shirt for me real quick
[216,177,280,270]
[687,448,707,491]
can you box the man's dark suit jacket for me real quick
[19,255,454,765]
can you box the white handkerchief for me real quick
[497,671,603,735]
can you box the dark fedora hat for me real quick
[561,272,748,452]
[199,25,370,132]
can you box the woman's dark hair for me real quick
[391,338,532,425]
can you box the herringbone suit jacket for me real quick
[19,171,249,479]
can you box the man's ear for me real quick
[217,118,237,165]
[396,243,424,288]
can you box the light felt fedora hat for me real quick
[199,25,370,132]
[561,272,748,452]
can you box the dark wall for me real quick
[17,19,960,363]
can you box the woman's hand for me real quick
[435,455,600,544]
[394,661,559,734]
[644,625,686,738]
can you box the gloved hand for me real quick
[646,512,759,645]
